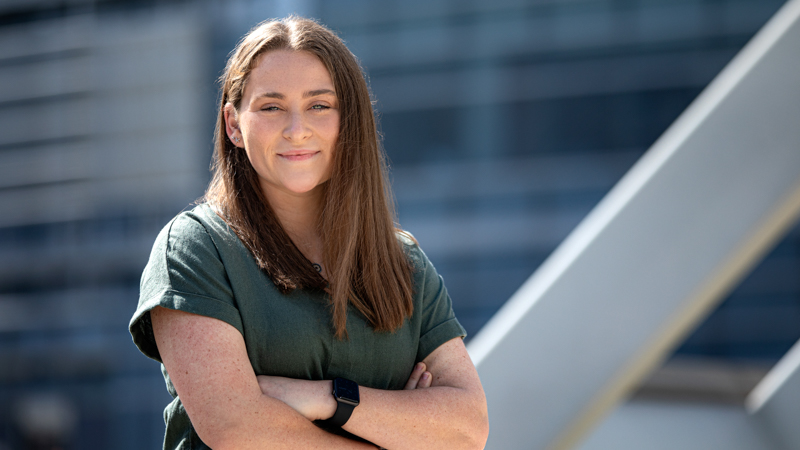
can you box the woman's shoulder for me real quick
[144,204,222,271]
[140,203,245,307]
[395,229,418,248]
[142,204,246,277]
[395,229,428,271]
[157,203,236,247]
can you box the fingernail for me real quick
[416,363,424,371]
[422,372,429,380]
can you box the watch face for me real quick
[333,378,359,405]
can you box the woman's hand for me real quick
[257,376,336,421]
[403,362,432,390]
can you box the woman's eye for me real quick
[311,104,330,110]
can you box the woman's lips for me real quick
[279,150,318,162]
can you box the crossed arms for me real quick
[151,306,489,449]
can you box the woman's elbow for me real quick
[465,408,489,450]
[466,391,489,449]
[475,415,490,449]
[193,421,240,450]
[451,419,489,450]
[449,393,489,450]
[190,412,258,450]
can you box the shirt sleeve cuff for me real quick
[417,317,467,362]
[129,289,244,362]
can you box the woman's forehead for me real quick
[245,50,334,95]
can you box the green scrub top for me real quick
[129,204,466,449]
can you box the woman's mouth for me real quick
[279,150,318,162]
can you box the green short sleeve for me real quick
[411,243,467,362]
[129,213,243,363]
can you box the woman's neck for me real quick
[261,183,325,264]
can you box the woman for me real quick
[130,16,488,450]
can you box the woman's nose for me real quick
[283,112,311,142]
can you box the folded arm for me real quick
[151,306,374,450]
[152,306,488,449]
[258,337,489,450]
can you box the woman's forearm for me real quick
[343,384,488,450]
[204,393,375,450]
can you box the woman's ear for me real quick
[223,103,242,147]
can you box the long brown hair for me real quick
[205,16,414,338]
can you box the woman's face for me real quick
[225,50,339,200]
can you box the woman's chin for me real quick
[260,176,328,198]
[282,181,326,196]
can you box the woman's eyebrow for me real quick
[258,92,284,99]
[256,89,335,100]
[304,89,336,98]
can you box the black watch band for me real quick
[322,377,359,427]
[325,398,356,427]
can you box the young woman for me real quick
[130,16,488,450]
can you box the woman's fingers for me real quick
[403,362,426,390]
[418,371,432,389]
[403,363,433,390]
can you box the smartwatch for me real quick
[323,377,359,427]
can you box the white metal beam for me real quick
[747,338,800,449]
[468,0,800,448]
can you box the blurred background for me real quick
[0,0,797,448]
